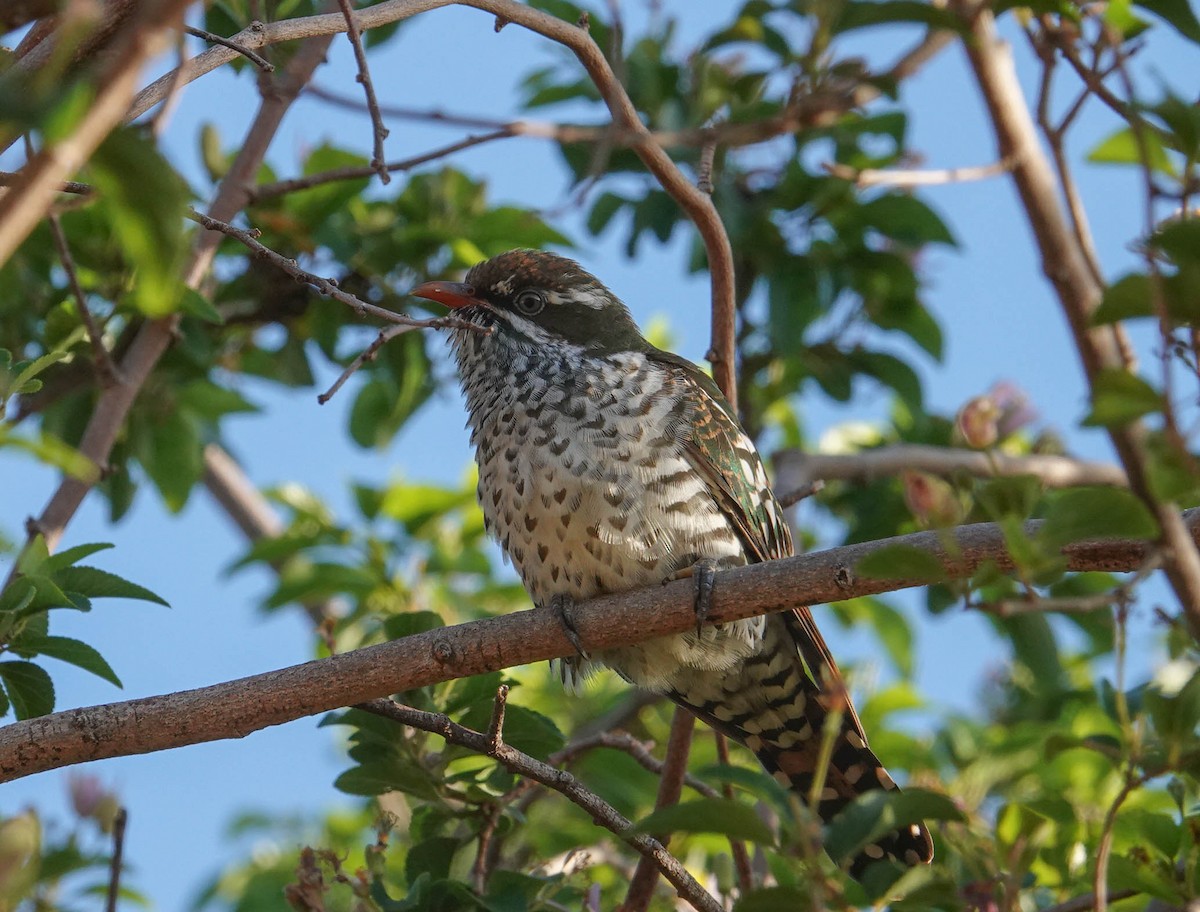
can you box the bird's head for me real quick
[411,249,646,355]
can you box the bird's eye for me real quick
[512,290,545,316]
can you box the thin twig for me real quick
[184,22,274,71]
[318,324,417,404]
[359,698,723,912]
[336,0,390,183]
[104,807,128,912]
[1094,772,1146,912]
[252,129,514,200]
[186,210,485,336]
[987,552,1162,617]
[822,155,1017,188]
[778,479,825,509]
[0,171,93,195]
[622,708,696,912]
[46,212,123,388]
[487,684,509,752]
[1038,890,1138,912]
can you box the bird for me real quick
[411,249,933,877]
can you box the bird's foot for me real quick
[549,593,590,660]
[663,558,719,637]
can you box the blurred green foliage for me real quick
[3,0,1200,909]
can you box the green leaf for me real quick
[53,566,169,606]
[856,545,945,583]
[1082,368,1163,426]
[41,542,113,573]
[139,407,204,511]
[856,195,956,247]
[1088,126,1178,176]
[179,288,224,324]
[1037,487,1159,549]
[586,192,627,236]
[824,788,963,867]
[405,836,459,887]
[733,886,819,912]
[833,0,962,33]
[460,704,564,761]
[1134,0,1200,42]
[13,635,121,687]
[630,798,775,844]
[0,661,55,719]
[89,128,191,316]
[1093,273,1153,324]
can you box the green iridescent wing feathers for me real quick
[650,349,873,741]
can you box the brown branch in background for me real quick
[184,22,274,71]
[104,807,128,912]
[360,697,723,912]
[774,444,1129,495]
[201,443,341,626]
[252,129,514,199]
[187,211,484,338]
[822,155,1017,189]
[1094,773,1146,912]
[336,0,390,183]
[714,732,754,896]
[956,1,1200,639]
[0,171,92,195]
[0,0,193,267]
[622,709,696,912]
[778,479,825,510]
[1,511,1194,782]
[46,213,123,388]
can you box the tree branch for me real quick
[2,511,1193,783]
[335,0,390,183]
[359,697,722,912]
[956,3,1200,638]
[773,444,1129,495]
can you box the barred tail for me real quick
[667,612,933,878]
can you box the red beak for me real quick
[410,281,485,310]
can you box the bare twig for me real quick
[0,171,92,195]
[487,684,509,752]
[252,129,514,200]
[774,444,1129,495]
[317,324,420,404]
[336,0,390,183]
[622,708,696,912]
[360,698,723,912]
[1095,772,1146,912]
[184,22,274,71]
[987,551,1162,616]
[547,732,721,799]
[822,155,1017,188]
[777,479,825,509]
[104,807,128,912]
[3,509,1197,783]
[957,2,1200,639]
[187,210,485,336]
[46,213,123,388]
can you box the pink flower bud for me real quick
[902,471,961,527]
[956,395,1001,449]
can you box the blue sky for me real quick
[2,2,1196,906]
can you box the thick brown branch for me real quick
[2,512,1193,783]
[359,698,722,912]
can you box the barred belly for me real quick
[458,345,765,691]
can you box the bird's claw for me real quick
[692,558,718,637]
[549,594,590,660]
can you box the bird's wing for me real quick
[650,349,871,741]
